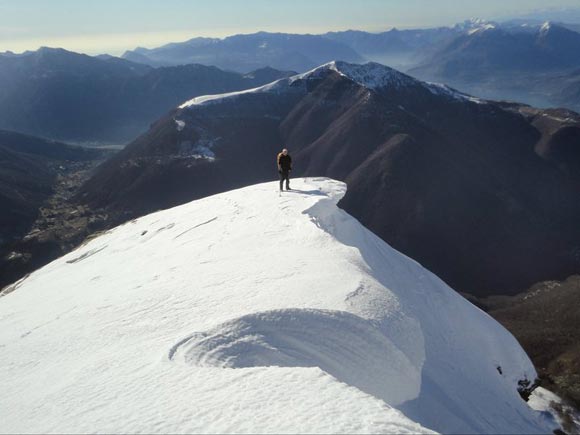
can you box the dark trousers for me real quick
[279,170,290,190]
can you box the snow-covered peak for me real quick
[455,18,497,34]
[290,61,417,89]
[178,61,417,109]
[310,60,417,90]
[540,21,552,34]
[0,178,554,434]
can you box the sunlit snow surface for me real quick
[0,178,553,434]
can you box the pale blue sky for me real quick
[0,0,578,55]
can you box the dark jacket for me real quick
[277,153,292,171]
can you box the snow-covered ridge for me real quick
[178,60,486,109]
[178,78,291,108]
[0,178,554,434]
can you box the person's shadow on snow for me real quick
[284,189,326,196]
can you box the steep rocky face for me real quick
[470,275,580,410]
[77,61,580,296]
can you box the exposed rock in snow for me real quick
[178,139,216,160]
[174,119,186,131]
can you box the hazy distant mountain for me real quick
[122,32,364,72]
[323,27,457,70]
[0,48,293,143]
[562,23,580,33]
[78,61,580,297]
[412,22,580,79]
[556,69,580,110]
[119,20,520,75]
[118,21,580,113]
[122,27,461,73]
[409,22,580,110]
[508,7,580,24]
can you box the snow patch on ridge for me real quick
[426,82,487,104]
[456,18,497,34]
[178,139,216,160]
[468,23,497,35]
[174,119,185,131]
[178,78,294,108]
[540,21,552,34]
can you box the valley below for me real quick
[1,153,112,292]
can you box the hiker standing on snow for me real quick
[277,148,292,191]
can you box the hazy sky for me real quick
[1,0,579,55]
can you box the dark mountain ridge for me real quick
[0,48,293,143]
[122,31,364,72]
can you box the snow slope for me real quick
[0,178,553,434]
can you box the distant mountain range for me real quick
[120,20,580,113]
[0,48,293,143]
[122,25,474,72]
[412,22,580,77]
[410,21,580,111]
[77,61,580,297]
[2,19,580,146]
[123,32,364,72]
